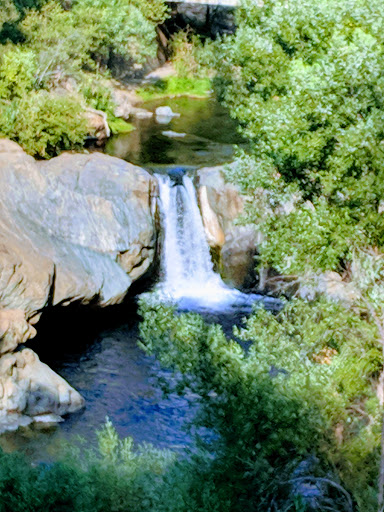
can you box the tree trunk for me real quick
[378,342,384,512]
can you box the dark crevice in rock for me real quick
[46,263,56,308]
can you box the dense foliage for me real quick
[139,297,383,511]
[199,0,384,508]
[0,419,177,512]
[0,0,17,31]
[212,0,384,274]
[0,0,167,156]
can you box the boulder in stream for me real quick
[155,106,180,124]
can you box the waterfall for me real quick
[157,174,221,290]
[155,173,266,312]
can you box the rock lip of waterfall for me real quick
[150,173,277,313]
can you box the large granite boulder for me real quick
[196,165,261,289]
[0,139,157,429]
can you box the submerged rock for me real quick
[162,131,187,138]
[0,139,157,428]
[168,167,186,186]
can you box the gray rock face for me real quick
[0,348,84,433]
[175,4,236,37]
[0,140,157,428]
[196,165,260,289]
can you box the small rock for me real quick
[155,106,180,124]
[156,106,179,117]
[134,109,153,119]
[168,168,186,185]
[162,131,186,138]
[33,414,64,424]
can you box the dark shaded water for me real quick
[0,304,253,460]
[104,96,245,169]
[0,306,200,459]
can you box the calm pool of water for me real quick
[104,96,246,169]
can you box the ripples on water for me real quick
[0,306,204,460]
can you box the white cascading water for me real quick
[155,173,265,311]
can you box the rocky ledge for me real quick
[0,140,157,430]
[196,164,261,290]
[196,164,359,302]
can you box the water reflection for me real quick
[104,96,245,168]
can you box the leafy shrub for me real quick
[70,0,164,66]
[78,75,115,112]
[0,0,18,32]
[213,0,384,272]
[0,46,37,98]
[20,1,93,87]
[0,91,88,157]
[0,419,176,512]
[0,0,168,156]
[20,0,165,75]
[139,298,373,510]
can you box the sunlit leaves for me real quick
[0,0,17,32]
[213,0,384,272]
[138,297,381,509]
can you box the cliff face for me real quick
[0,140,158,430]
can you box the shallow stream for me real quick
[0,96,267,461]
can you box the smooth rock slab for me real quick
[0,140,158,428]
[196,164,260,289]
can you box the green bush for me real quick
[0,0,18,32]
[0,419,176,512]
[0,91,88,157]
[0,46,37,98]
[20,0,165,75]
[0,0,168,156]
